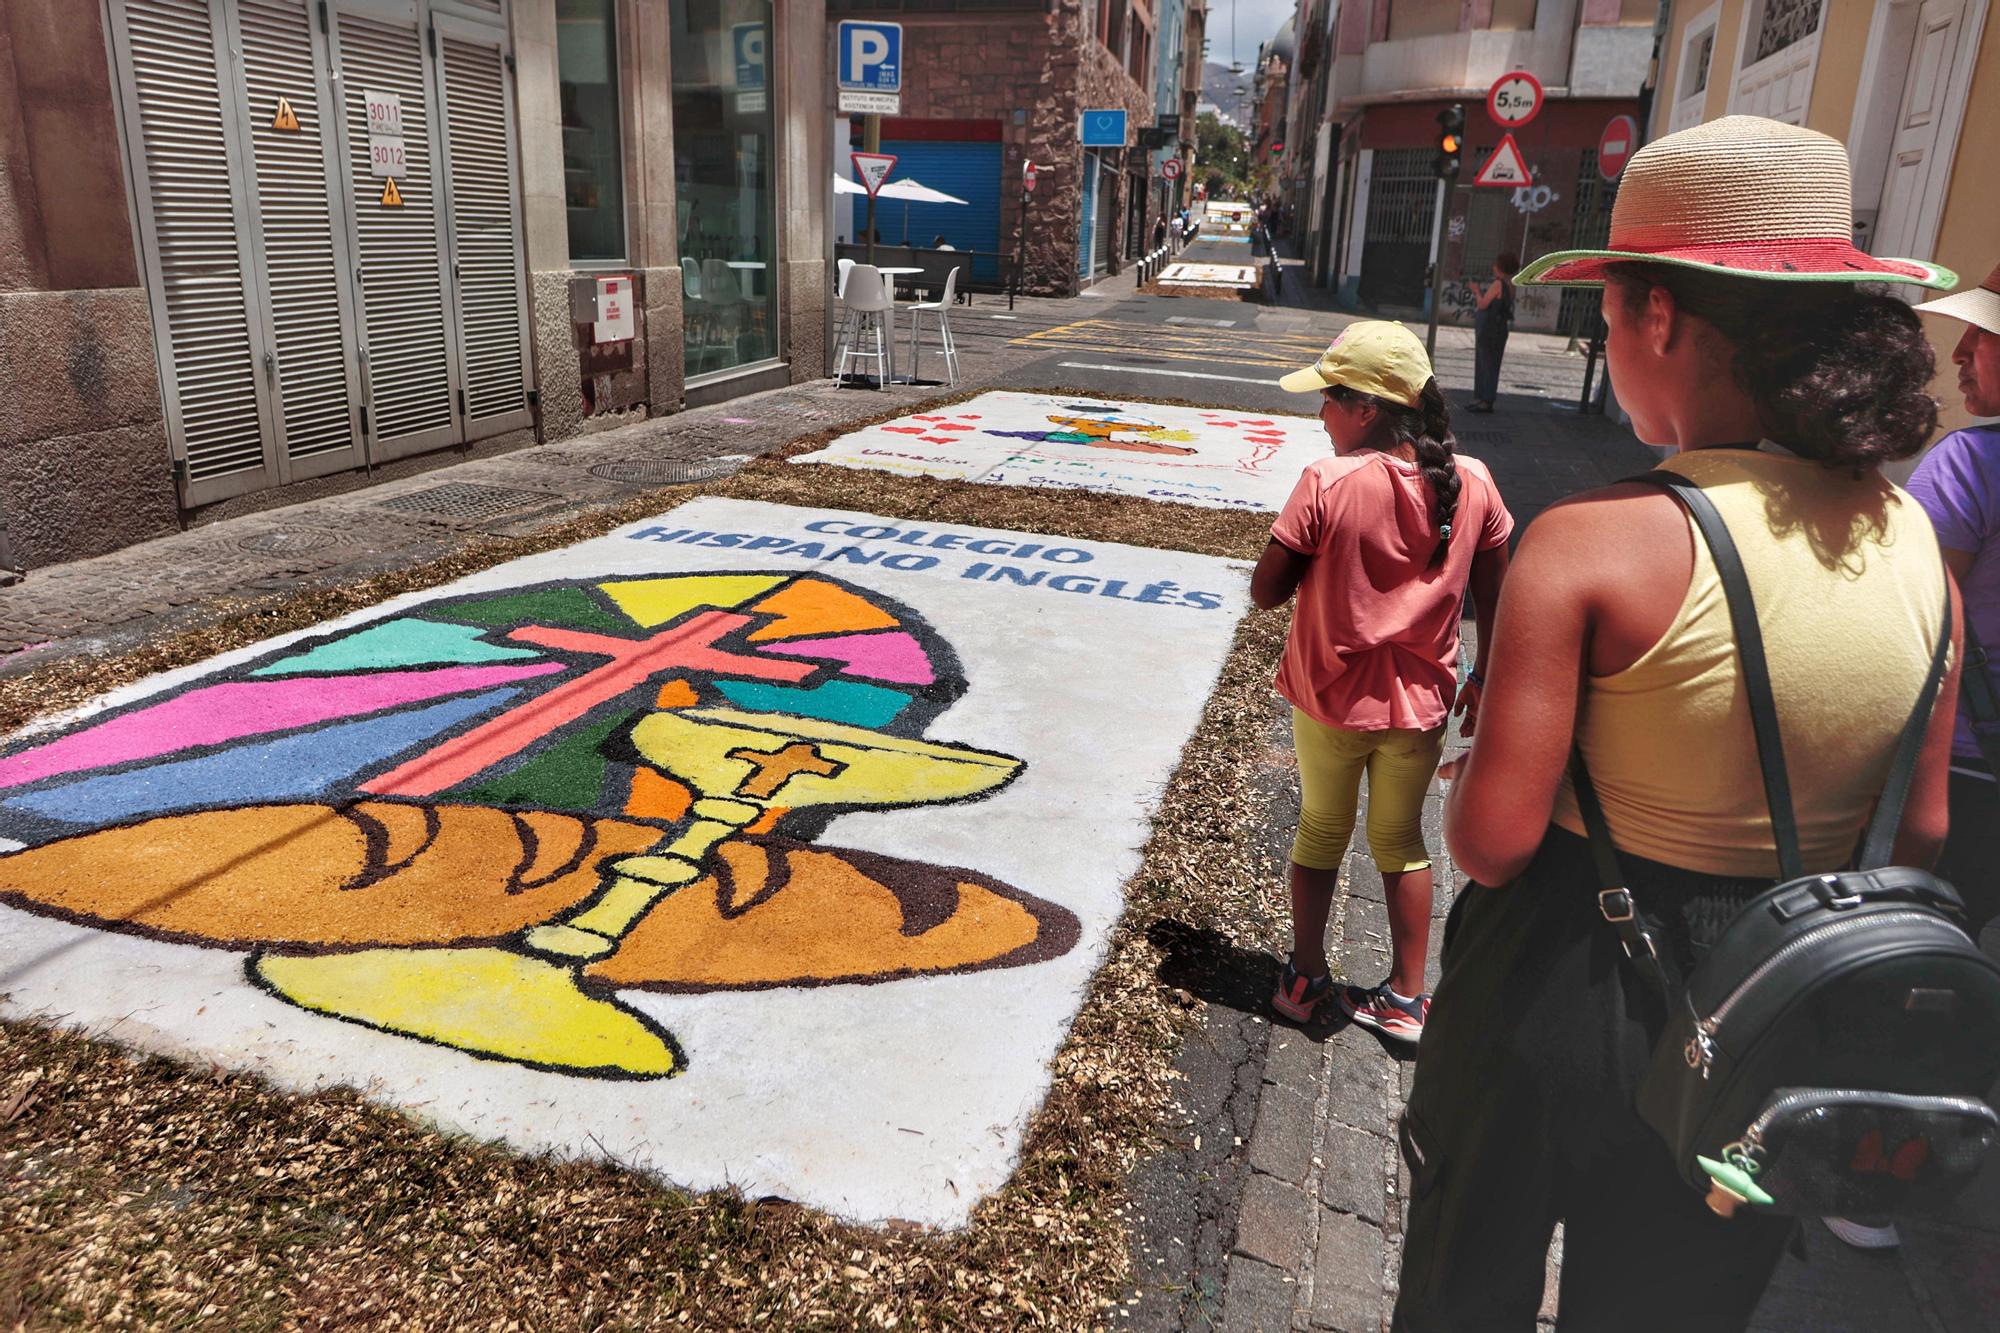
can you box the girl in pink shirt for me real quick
[1256,322,1513,1041]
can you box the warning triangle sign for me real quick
[851,151,897,198]
[272,97,300,132]
[1473,134,1532,188]
[380,176,403,208]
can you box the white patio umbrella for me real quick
[831,175,970,245]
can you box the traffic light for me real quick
[1270,142,1285,156]
[1434,104,1465,178]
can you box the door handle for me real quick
[264,350,278,387]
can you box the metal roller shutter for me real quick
[334,8,456,458]
[109,0,275,504]
[437,25,531,437]
[235,0,365,477]
[870,140,1002,280]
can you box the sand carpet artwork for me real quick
[0,498,1248,1225]
[792,390,1325,511]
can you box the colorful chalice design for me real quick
[0,573,1075,1079]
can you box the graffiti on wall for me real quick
[794,390,1329,511]
[0,499,1248,1225]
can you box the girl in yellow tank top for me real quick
[1391,119,1965,1331]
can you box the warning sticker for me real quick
[380,177,404,208]
[272,97,300,132]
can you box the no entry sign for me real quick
[1022,160,1038,194]
[1598,114,1640,181]
[1486,70,1544,129]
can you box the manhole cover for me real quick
[587,456,748,486]
[377,483,554,521]
[236,527,347,555]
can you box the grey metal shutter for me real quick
[436,21,531,438]
[234,0,366,479]
[333,7,457,459]
[108,0,277,505]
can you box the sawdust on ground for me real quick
[0,388,1308,1329]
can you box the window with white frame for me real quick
[1670,3,1721,133]
[1752,0,1824,63]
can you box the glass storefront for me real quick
[557,0,625,264]
[671,0,778,380]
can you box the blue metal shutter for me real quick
[855,140,1003,280]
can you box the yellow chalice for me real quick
[255,708,1022,1079]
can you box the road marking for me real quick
[987,315,1019,320]
[1055,361,1283,387]
[1165,316,1238,327]
[1014,317,1325,367]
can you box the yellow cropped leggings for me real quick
[1290,708,1446,873]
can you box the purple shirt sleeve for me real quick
[1907,430,1999,554]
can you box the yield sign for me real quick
[851,152,897,198]
[1472,134,1532,188]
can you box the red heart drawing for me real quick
[912,414,948,422]
[959,414,982,420]
[921,435,958,444]
[882,426,928,435]
[934,423,973,432]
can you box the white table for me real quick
[876,266,924,384]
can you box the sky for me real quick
[1211,0,1302,72]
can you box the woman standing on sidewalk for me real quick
[1466,252,1518,414]
[1393,118,1962,1330]
[1257,321,1513,1043]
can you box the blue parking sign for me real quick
[1079,109,1128,147]
[837,20,902,92]
[731,22,765,91]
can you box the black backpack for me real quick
[1574,470,2000,1219]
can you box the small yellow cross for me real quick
[725,742,846,800]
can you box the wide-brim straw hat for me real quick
[1916,263,2000,335]
[1516,116,1956,291]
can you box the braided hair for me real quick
[1333,379,1461,566]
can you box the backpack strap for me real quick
[1856,574,1955,869]
[1957,619,2000,777]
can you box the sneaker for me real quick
[1272,961,1334,1022]
[1339,982,1428,1042]
[1822,1215,1901,1251]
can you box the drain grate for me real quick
[377,483,555,521]
[588,456,749,486]
[236,527,347,555]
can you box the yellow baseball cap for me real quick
[1277,320,1433,407]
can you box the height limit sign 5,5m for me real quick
[1486,70,1543,130]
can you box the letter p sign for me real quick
[837,20,902,94]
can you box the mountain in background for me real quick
[1202,61,1251,125]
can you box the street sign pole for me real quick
[864,114,881,264]
[1424,177,1447,358]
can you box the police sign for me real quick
[837,20,902,115]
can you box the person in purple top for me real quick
[1906,260,2000,941]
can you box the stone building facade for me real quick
[833,0,1166,296]
[0,0,831,571]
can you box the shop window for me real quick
[557,0,626,264]
[672,0,779,379]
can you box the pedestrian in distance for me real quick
[930,234,955,251]
[1395,117,1963,1329]
[1257,321,1514,1043]
[1465,252,1518,413]
[1906,261,2000,945]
